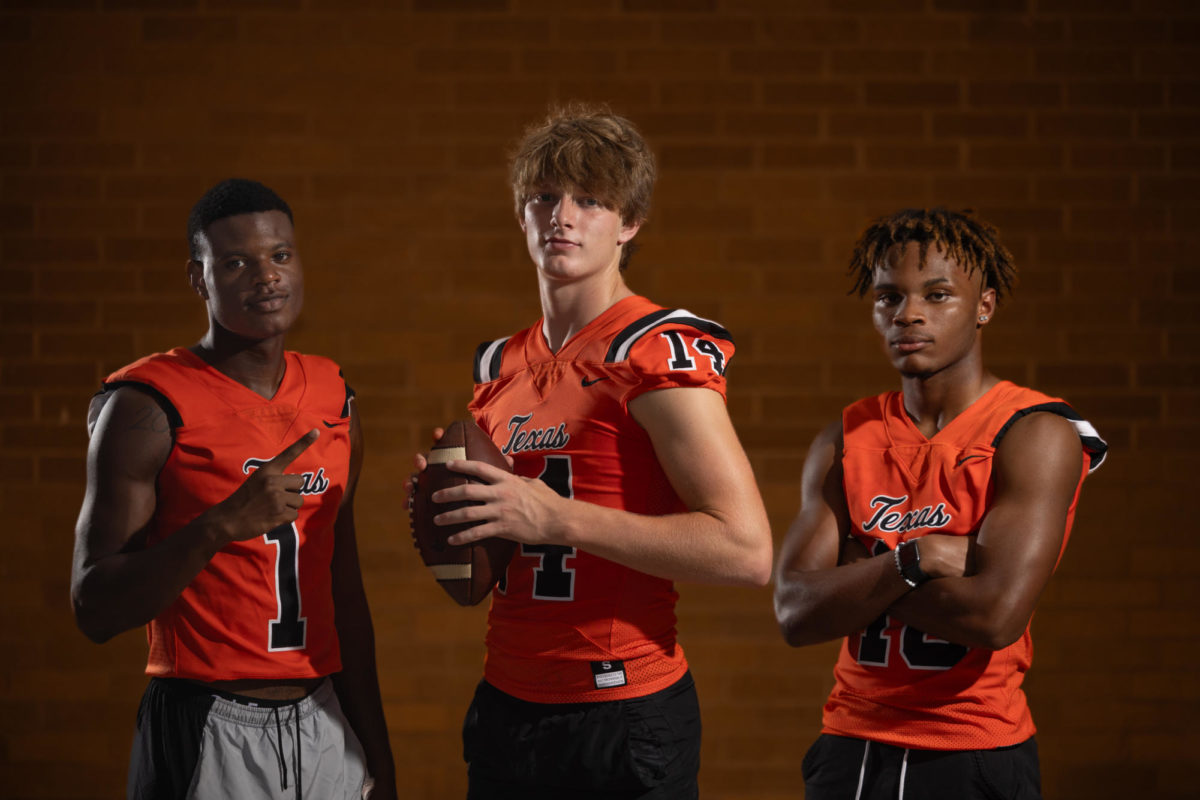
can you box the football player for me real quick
[774,208,1107,800]
[416,105,773,799]
[71,179,395,799]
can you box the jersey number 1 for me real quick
[265,523,307,651]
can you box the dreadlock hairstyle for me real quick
[848,208,1017,302]
[187,178,293,261]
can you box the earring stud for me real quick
[978,315,988,322]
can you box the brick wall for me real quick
[2,1,1196,798]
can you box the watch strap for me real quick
[894,539,930,589]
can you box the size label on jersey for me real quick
[591,660,627,689]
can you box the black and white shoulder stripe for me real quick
[473,337,511,384]
[604,308,733,363]
[338,369,355,418]
[991,401,1108,472]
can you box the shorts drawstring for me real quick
[273,706,287,792]
[293,702,302,800]
[854,739,869,800]
[271,705,303,800]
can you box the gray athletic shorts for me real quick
[127,677,368,800]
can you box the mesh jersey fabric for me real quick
[104,347,352,681]
[824,380,1107,750]
[468,295,735,704]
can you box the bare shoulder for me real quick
[88,386,174,477]
[995,410,1081,469]
[800,419,844,486]
[993,410,1083,499]
[812,418,844,452]
[91,385,171,432]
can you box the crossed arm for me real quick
[774,412,1084,650]
[429,386,774,587]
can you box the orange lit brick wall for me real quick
[2,2,1196,798]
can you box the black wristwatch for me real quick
[894,540,930,589]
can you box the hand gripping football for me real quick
[410,419,516,606]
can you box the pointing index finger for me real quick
[265,429,320,472]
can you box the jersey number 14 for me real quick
[498,455,577,601]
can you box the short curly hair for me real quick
[187,178,293,261]
[509,103,656,271]
[848,207,1016,302]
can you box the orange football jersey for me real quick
[824,381,1107,750]
[468,295,736,704]
[103,348,352,681]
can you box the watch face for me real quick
[899,540,919,568]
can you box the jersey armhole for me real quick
[99,381,184,429]
[338,370,356,418]
[991,402,1108,473]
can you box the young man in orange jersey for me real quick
[414,106,773,799]
[774,208,1107,800]
[71,179,395,799]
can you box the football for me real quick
[409,419,516,606]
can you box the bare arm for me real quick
[885,412,1084,649]
[774,421,920,646]
[328,400,396,799]
[71,387,318,643]
[72,387,212,642]
[432,387,773,586]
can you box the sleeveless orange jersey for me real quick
[468,295,736,704]
[104,348,352,681]
[824,381,1107,750]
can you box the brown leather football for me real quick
[410,419,516,606]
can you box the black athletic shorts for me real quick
[462,671,701,800]
[803,733,1042,800]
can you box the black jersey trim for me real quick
[604,309,734,363]
[473,337,511,384]
[991,401,1108,472]
[100,381,184,429]
[337,369,356,418]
